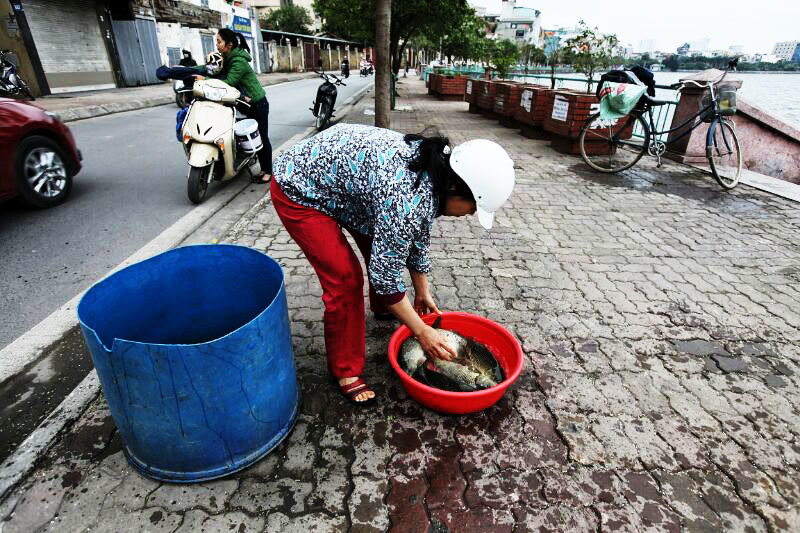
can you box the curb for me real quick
[0,78,374,502]
[59,72,319,123]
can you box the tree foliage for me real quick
[441,13,486,63]
[487,39,519,79]
[261,5,313,34]
[563,20,618,91]
[313,0,472,74]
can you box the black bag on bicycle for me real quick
[629,66,656,97]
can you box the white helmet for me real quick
[449,139,515,230]
[205,52,224,76]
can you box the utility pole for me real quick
[374,0,391,128]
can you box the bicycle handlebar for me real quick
[671,57,741,93]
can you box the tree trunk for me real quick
[375,0,391,128]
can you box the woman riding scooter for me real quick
[195,29,272,184]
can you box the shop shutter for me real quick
[23,0,115,92]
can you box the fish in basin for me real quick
[399,316,505,392]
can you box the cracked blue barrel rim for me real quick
[77,244,300,482]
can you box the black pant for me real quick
[250,97,272,174]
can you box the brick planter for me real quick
[427,73,440,94]
[474,79,497,118]
[514,85,556,139]
[494,81,526,128]
[465,78,480,113]
[542,90,634,155]
[435,75,467,101]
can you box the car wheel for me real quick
[14,135,72,208]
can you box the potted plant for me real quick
[543,21,620,153]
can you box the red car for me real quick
[0,97,82,208]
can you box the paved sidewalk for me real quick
[36,71,317,122]
[2,77,799,532]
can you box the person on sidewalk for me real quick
[194,29,272,184]
[179,49,197,67]
[271,123,515,405]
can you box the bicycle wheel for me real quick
[579,112,649,173]
[707,120,742,189]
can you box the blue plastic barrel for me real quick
[77,244,299,482]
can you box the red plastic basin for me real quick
[388,312,523,414]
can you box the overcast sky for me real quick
[469,0,797,54]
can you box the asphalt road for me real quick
[0,74,372,349]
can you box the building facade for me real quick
[773,41,799,61]
[493,0,541,45]
[7,0,266,96]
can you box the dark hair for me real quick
[404,127,474,216]
[217,28,250,53]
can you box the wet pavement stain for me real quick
[0,325,94,463]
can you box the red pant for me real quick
[270,180,387,378]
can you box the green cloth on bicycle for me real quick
[598,81,646,121]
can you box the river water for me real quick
[520,71,800,129]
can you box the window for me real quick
[516,30,524,37]
[167,47,182,67]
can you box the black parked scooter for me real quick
[310,71,346,131]
[0,50,34,100]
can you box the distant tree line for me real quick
[660,55,800,72]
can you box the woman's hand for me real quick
[415,325,457,361]
[413,290,440,316]
[194,75,205,80]
[410,270,440,316]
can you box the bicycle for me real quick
[578,57,743,189]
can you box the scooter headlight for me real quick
[202,85,224,102]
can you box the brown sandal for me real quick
[339,378,376,405]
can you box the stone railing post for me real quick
[665,85,708,165]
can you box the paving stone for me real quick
[41,464,126,532]
[424,445,466,511]
[429,505,515,533]
[1,467,71,533]
[349,476,389,532]
[92,506,182,533]
[711,355,750,373]
[307,448,349,514]
[174,509,265,532]
[387,477,428,533]
[265,511,348,532]
[464,469,545,509]
[229,477,312,515]
[514,504,599,532]
[146,478,238,513]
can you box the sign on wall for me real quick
[551,95,568,121]
[520,89,532,112]
[231,15,251,37]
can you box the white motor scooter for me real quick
[179,78,262,204]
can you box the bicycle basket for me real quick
[717,83,737,116]
[700,83,737,122]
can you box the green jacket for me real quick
[199,48,265,102]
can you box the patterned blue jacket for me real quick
[273,123,436,296]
